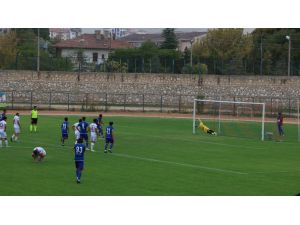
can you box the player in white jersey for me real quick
[0,116,8,148]
[88,119,99,152]
[32,147,46,162]
[72,119,82,143]
[11,112,21,142]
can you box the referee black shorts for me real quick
[31,118,38,125]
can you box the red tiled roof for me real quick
[54,34,131,50]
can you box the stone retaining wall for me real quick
[1,70,299,112]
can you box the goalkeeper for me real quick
[196,119,217,135]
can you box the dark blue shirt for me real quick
[105,125,114,139]
[97,117,103,126]
[0,113,5,121]
[74,143,85,161]
[61,121,68,134]
[78,121,89,134]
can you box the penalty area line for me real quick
[112,153,248,175]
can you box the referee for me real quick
[30,106,38,132]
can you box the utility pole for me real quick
[190,39,194,67]
[37,28,40,74]
[286,35,291,76]
[260,36,263,75]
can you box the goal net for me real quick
[193,99,266,140]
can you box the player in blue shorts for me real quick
[104,121,114,153]
[78,117,89,150]
[61,117,69,146]
[97,114,104,138]
[74,138,86,184]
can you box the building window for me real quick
[93,53,98,62]
[102,54,105,60]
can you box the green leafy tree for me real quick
[193,28,253,74]
[252,28,300,75]
[0,30,17,69]
[160,28,178,50]
[32,28,50,40]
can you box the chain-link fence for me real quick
[1,90,299,118]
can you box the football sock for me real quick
[104,143,108,150]
[15,136,18,141]
[91,143,94,150]
[11,134,15,140]
[109,143,113,150]
[77,170,82,180]
[34,126,37,132]
[0,141,2,147]
[30,125,33,132]
[5,140,8,147]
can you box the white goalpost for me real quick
[193,99,266,141]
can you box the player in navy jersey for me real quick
[104,121,114,153]
[0,109,7,121]
[74,138,85,184]
[61,117,69,146]
[78,117,89,149]
[97,114,104,138]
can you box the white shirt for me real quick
[89,123,97,135]
[74,122,80,133]
[34,147,46,156]
[0,120,6,132]
[13,115,20,128]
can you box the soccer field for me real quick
[1,114,300,196]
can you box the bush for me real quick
[194,63,208,74]
[181,63,208,74]
[106,60,128,72]
[181,65,193,74]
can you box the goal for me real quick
[192,99,266,140]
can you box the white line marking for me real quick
[119,130,266,150]
[112,153,248,175]
[8,139,295,176]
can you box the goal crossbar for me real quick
[193,99,266,141]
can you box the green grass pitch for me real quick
[1,114,300,196]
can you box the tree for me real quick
[160,28,178,50]
[183,47,190,65]
[192,28,254,74]
[252,28,300,75]
[0,31,17,69]
[32,28,50,40]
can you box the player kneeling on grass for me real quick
[32,147,46,162]
[74,138,85,184]
[196,119,217,135]
[89,119,98,152]
[104,121,114,153]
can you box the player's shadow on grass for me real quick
[295,193,300,196]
